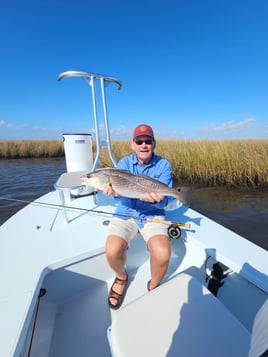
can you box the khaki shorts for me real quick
[107,216,169,244]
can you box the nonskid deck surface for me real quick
[30,262,154,356]
[37,279,112,356]
[1,190,268,356]
[27,231,267,356]
[29,235,187,356]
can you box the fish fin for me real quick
[174,186,193,206]
[135,174,150,178]
[134,173,165,183]
[94,168,129,174]
[116,169,130,173]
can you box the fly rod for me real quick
[0,196,191,234]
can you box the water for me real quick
[0,158,66,224]
[190,186,268,250]
[1,158,267,251]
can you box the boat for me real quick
[0,71,267,357]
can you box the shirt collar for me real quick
[132,153,155,167]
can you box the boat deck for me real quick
[1,189,268,356]
[25,234,267,356]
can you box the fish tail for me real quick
[173,187,193,206]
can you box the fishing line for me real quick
[0,196,190,230]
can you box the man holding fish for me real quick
[83,124,187,309]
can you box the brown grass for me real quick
[100,139,268,188]
[0,140,64,159]
[1,139,268,188]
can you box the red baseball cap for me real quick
[133,124,154,139]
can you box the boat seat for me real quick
[54,170,93,223]
[55,170,89,190]
[248,296,268,357]
[110,273,251,357]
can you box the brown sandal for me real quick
[147,280,160,292]
[108,273,128,310]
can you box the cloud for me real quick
[110,125,132,139]
[109,125,185,140]
[0,120,28,130]
[32,125,49,131]
[88,124,133,140]
[6,122,16,128]
[199,117,256,133]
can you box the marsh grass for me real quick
[1,139,268,188]
[0,140,64,159]
[101,139,268,188]
[155,139,268,188]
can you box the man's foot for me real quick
[108,273,128,309]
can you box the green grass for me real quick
[1,139,268,188]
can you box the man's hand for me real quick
[140,192,164,203]
[102,183,119,196]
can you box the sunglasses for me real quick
[134,139,153,145]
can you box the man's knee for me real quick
[148,235,171,262]
[106,235,128,257]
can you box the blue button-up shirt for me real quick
[114,153,173,227]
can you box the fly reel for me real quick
[168,224,181,239]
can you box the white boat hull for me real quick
[1,190,267,356]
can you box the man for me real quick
[103,124,172,309]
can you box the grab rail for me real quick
[58,71,122,170]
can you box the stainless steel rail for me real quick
[58,70,122,170]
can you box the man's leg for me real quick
[106,234,128,280]
[147,234,171,290]
[105,235,128,307]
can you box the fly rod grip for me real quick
[145,218,171,224]
[146,217,191,229]
[181,223,191,229]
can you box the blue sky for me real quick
[0,0,268,140]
